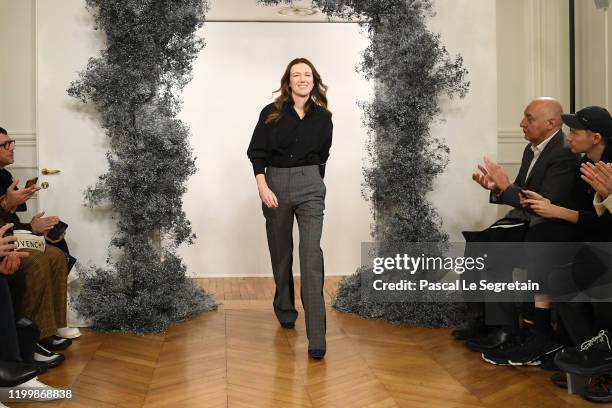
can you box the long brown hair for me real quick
[265,57,329,124]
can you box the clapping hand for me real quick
[472,164,498,191]
[581,162,612,200]
[472,157,510,194]
[482,157,511,193]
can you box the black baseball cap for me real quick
[561,106,612,139]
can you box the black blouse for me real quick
[247,100,333,177]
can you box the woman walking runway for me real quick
[247,57,333,359]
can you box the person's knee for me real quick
[43,245,68,277]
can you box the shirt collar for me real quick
[531,129,559,154]
[283,99,316,118]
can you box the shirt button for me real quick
[290,154,294,158]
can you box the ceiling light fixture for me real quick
[277,6,318,17]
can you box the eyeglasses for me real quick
[0,140,15,150]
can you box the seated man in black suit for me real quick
[455,98,581,357]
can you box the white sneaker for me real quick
[56,327,81,339]
[7,377,61,401]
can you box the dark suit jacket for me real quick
[490,130,581,225]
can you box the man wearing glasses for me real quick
[0,127,76,368]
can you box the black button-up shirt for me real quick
[247,100,333,177]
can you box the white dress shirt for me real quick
[524,129,559,182]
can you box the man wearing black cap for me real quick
[517,106,612,370]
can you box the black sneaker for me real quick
[465,328,515,353]
[582,374,612,403]
[507,333,563,366]
[481,335,529,366]
[555,330,612,376]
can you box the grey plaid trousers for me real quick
[263,165,326,350]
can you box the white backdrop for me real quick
[36,0,497,277]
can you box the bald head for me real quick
[530,97,563,126]
[520,97,564,144]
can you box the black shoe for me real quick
[34,344,65,368]
[38,335,72,351]
[582,374,612,403]
[555,330,612,376]
[308,349,326,359]
[550,372,568,389]
[0,361,42,387]
[481,335,529,366]
[452,317,487,341]
[507,333,563,366]
[465,328,514,353]
[280,321,295,329]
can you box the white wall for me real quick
[576,1,612,108]
[427,0,498,239]
[5,0,497,277]
[177,22,374,276]
[0,0,38,221]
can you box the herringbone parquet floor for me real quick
[5,277,596,408]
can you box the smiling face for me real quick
[289,62,314,99]
[0,131,15,167]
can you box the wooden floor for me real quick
[6,277,596,408]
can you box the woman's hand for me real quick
[581,162,612,200]
[256,174,278,209]
[522,197,560,218]
[258,184,279,209]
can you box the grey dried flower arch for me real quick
[68,0,469,333]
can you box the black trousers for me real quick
[0,275,21,362]
[0,274,40,363]
[463,219,577,327]
[550,243,612,344]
